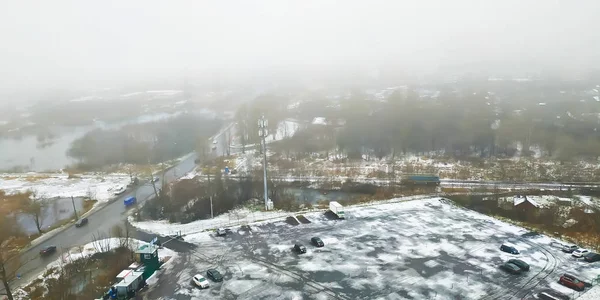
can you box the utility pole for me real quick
[258,116,269,211]
[210,195,214,219]
[71,196,78,221]
[208,172,213,218]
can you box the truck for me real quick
[124,196,137,207]
[401,174,440,185]
[329,201,345,219]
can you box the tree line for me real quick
[67,113,222,170]
[240,87,600,162]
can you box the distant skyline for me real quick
[1,0,599,91]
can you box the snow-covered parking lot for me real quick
[142,198,600,300]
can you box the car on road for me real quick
[572,248,590,258]
[311,237,324,247]
[212,140,218,144]
[150,177,159,183]
[561,244,578,253]
[507,259,530,271]
[558,274,585,291]
[113,186,127,195]
[500,262,522,274]
[39,245,57,256]
[206,269,223,282]
[537,289,569,300]
[192,274,209,288]
[75,217,88,227]
[584,252,600,263]
[293,243,307,254]
[216,228,227,237]
[500,244,519,254]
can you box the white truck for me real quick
[329,201,345,219]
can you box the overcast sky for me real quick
[1,0,599,90]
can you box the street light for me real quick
[258,116,269,210]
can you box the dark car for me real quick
[206,269,223,282]
[311,237,324,247]
[537,289,570,300]
[507,259,530,271]
[39,245,57,256]
[584,252,600,263]
[75,217,88,227]
[558,274,585,291]
[561,244,578,253]
[500,244,519,254]
[500,262,522,274]
[293,243,307,254]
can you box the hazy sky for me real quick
[1,0,599,90]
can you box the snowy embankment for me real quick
[0,173,130,202]
[129,194,437,237]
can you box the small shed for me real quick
[135,244,160,279]
[113,271,144,298]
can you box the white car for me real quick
[212,140,218,144]
[572,248,590,258]
[216,228,227,236]
[113,186,126,195]
[192,274,209,288]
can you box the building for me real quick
[135,244,160,279]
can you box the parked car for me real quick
[561,244,578,253]
[507,259,530,271]
[558,274,585,291]
[113,186,127,195]
[500,244,519,254]
[311,237,324,247]
[75,217,88,227]
[584,252,600,263]
[293,243,307,254]
[39,245,57,256]
[216,228,227,237]
[192,274,209,288]
[206,269,223,282]
[213,140,218,144]
[572,248,590,258]
[499,262,522,274]
[537,289,569,300]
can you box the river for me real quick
[0,111,209,172]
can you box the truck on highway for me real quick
[329,201,345,219]
[401,174,440,185]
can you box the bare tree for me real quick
[0,214,22,300]
[91,231,112,253]
[22,191,46,235]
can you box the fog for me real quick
[1,0,599,91]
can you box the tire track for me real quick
[247,255,351,300]
[470,217,563,300]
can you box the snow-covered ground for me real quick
[142,197,600,299]
[130,207,295,237]
[0,173,130,202]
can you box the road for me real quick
[5,123,235,294]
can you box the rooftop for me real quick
[135,243,159,254]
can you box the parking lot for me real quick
[144,198,600,299]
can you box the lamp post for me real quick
[258,116,269,210]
